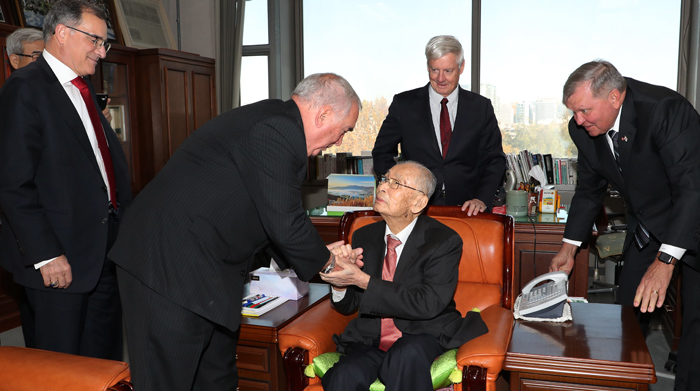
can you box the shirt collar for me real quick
[43,49,80,86]
[429,84,459,107]
[384,216,419,245]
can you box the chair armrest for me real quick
[278,297,356,359]
[0,346,131,391]
[455,305,513,391]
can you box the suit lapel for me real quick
[617,89,637,176]
[418,84,443,159]
[363,221,389,278]
[594,132,624,189]
[393,217,426,281]
[38,58,102,175]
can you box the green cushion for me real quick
[304,348,462,390]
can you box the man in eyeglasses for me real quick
[319,161,487,390]
[0,0,130,361]
[6,28,44,70]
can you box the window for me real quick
[301,1,681,159]
[481,1,681,158]
[241,0,270,106]
[303,0,473,156]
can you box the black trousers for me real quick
[118,267,239,391]
[675,262,700,391]
[23,258,122,360]
[322,334,445,391]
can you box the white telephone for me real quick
[517,271,569,318]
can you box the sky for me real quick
[294,0,681,105]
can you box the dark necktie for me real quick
[378,234,402,351]
[608,129,621,170]
[609,129,649,248]
[440,98,451,159]
[71,76,117,209]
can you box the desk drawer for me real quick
[237,345,269,372]
[238,378,271,391]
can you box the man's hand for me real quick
[461,198,486,216]
[40,255,72,289]
[634,260,675,313]
[549,242,578,275]
[102,98,112,122]
[320,255,370,290]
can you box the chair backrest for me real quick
[338,206,514,311]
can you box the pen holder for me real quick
[506,190,528,217]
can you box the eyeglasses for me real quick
[379,176,425,195]
[65,25,111,53]
[15,51,42,61]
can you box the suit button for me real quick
[240,270,247,277]
[102,218,108,224]
[443,164,447,168]
[102,186,107,193]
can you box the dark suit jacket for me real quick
[372,85,506,207]
[565,78,700,271]
[333,216,487,352]
[108,99,330,332]
[0,56,132,292]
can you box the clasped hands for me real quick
[320,241,369,290]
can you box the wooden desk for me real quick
[309,212,592,298]
[505,303,656,391]
[237,283,330,391]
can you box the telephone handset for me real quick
[517,271,569,318]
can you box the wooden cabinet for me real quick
[513,216,591,299]
[134,48,217,184]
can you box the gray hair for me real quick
[396,161,437,199]
[292,73,362,117]
[6,28,43,57]
[425,35,464,68]
[43,0,108,42]
[562,60,627,105]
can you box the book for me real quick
[241,294,289,317]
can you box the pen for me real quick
[250,296,277,308]
[242,294,265,305]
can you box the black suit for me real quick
[564,78,700,391]
[372,85,506,207]
[323,216,487,390]
[108,99,330,390]
[0,56,131,358]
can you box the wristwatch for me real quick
[657,252,678,265]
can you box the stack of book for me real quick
[241,294,288,317]
[307,152,375,180]
[506,151,577,187]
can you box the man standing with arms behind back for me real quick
[372,35,505,215]
[109,73,361,391]
[549,60,700,391]
[0,0,131,360]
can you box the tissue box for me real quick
[249,267,309,300]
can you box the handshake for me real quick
[319,241,369,291]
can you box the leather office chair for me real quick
[0,346,133,390]
[279,206,515,391]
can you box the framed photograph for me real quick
[14,0,122,43]
[113,0,175,49]
[326,174,376,216]
[108,104,126,142]
[0,0,19,25]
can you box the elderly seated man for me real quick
[319,160,488,391]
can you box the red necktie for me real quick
[378,234,402,351]
[440,98,451,159]
[71,76,117,209]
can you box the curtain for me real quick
[219,0,246,112]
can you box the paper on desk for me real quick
[528,165,548,187]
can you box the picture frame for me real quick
[0,0,20,25]
[13,0,122,44]
[108,104,126,142]
[113,0,175,49]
